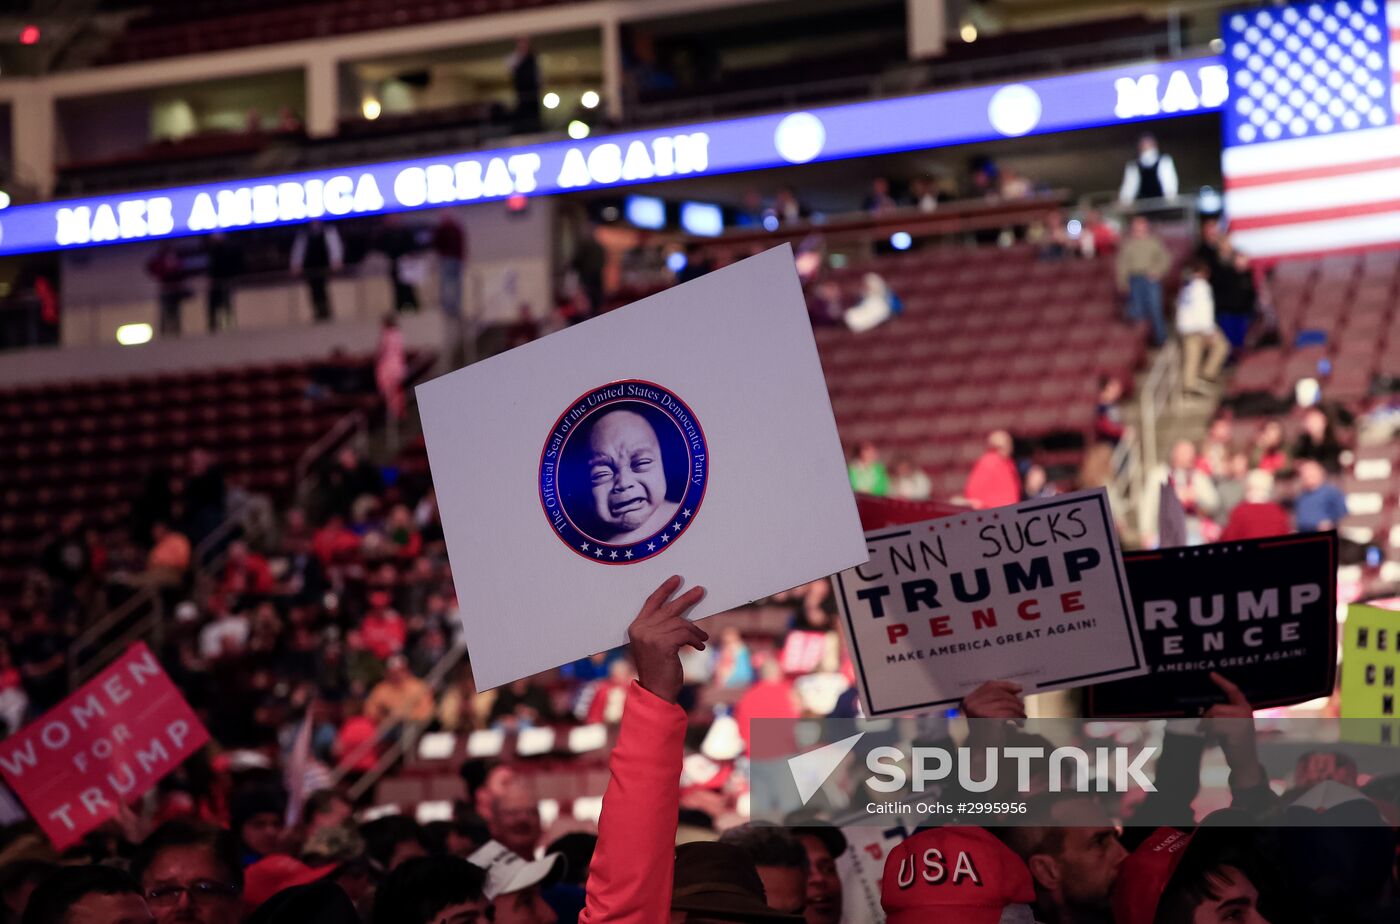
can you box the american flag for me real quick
[1222,0,1400,258]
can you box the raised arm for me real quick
[1202,672,1280,819]
[581,576,708,924]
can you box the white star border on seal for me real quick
[612,515,695,560]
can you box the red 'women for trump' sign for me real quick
[0,643,209,848]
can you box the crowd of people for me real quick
[2,391,1394,914]
[3,104,1394,922]
[847,399,1357,555]
[3,571,1398,924]
[0,428,851,921]
[847,429,1061,512]
[1139,406,1354,550]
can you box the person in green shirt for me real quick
[847,441,889,496]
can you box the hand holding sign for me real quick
[1200,672,1265,791]
[962,681,1026,782]
[629,576,709,704]
[961,681,1027,721]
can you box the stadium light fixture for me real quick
[666,251,688,273]
[361,98,382,120]
[890,231,912,250]
[19,25,39,45]
[115,323,153,346]
[567,119,590,139]
[960,23,978,43]
[581,90,601,109]
[0,190,10,210]
[542,91,561,109]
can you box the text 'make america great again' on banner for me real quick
[0,643,209,849]
[1086,532,1338,718]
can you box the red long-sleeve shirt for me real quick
[581,681,685,924]
[1220,502,1291,542]
[965,452,1021,510]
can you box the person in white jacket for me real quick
[1176,258,1230,394]
[843,273,899,333]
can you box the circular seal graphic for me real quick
[539,380,708,564]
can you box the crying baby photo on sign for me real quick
[541,381,708,563]
[418,245,867,690]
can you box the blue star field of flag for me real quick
[1222,0,1396,147]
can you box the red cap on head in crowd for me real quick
[880,826,1036,924]
[1111,827,1193,924]
[242,855,336,914]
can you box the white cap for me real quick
[1291,780,1368,812]
[467,840,565,901]
[700,713,743,762]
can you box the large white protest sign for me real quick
[833,488,1144,715]
[418,245,866,688]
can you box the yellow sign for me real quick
[1340,605,1400,744]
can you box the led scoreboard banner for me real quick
[0,56,1226,256]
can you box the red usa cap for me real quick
[1112,827,1194,924]
[880,827,1036,924]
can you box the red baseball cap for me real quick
[243,855,336,913]
[880,827,1036,924]
[1111,827,1194,924]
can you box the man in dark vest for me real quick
[291,220,344,322]
[1118,133,1179,208]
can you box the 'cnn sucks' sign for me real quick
[0,643,209,848]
